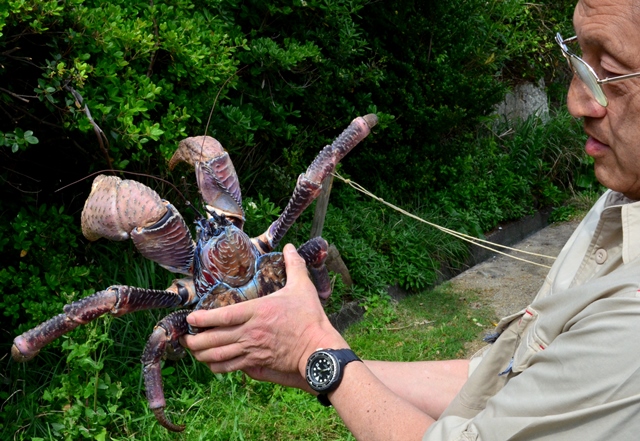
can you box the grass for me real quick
[346,285,496,362]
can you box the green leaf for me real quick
[94,429,107,441]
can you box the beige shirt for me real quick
[424,190,640,440]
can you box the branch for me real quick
[64,86,113,171]
[147,0,160,77]
[371,320,433,332]
[0,87,30,103]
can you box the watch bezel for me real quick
[305,350,341,393]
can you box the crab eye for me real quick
[177,283,189,302]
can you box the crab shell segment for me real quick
[81,175,195,275]
[169,136,245,229]
[131,203,195,275]
[193,217,259,295]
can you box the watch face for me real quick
[306,351,339,392]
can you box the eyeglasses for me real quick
[555,32,640,107]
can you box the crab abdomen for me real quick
[193,253,285,312]
[194,221,259,295]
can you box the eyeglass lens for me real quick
[568,56,608,106]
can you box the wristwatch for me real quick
[305,348,361,406]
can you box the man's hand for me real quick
[181,243,348,389]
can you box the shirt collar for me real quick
[603,191,640,263]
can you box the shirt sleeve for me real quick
[424,296,640,441]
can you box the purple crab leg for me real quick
[252,114,378,253]
[142,310,191,432]
[11,283,196,362]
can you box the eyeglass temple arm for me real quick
[599,72,640,84]
[558,33,640,85]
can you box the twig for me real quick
[0,87,30,103]
[11,105,64,129]
[1,47,20,56]
[372,320,433,332]
[2,167,41,182]
[147,0,160,77]
[0,175,42,194]
[64,85,113,171]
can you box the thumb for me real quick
[283,243,309,281]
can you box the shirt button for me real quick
[595,248,608,264]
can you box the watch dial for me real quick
[308,353,337,391]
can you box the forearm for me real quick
[364,359,470,419]
[327,361,436,441]
[296,331,465,440]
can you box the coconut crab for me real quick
[11,114,377,432]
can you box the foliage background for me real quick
[1,0,592,438]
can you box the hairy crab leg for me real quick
[11,282,196,362]
[252,114,378,253]
[142,310,191,432]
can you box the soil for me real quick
[446,219,582,354]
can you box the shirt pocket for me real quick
[511,306,547,374]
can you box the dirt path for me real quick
[446,219,582,353]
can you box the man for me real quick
[182,0,640,438]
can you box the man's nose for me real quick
[566,76,607,119]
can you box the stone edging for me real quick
[328,210,551,333]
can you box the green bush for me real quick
[431,109,587,233]
[0,203,99,332]
[1,0,577,198]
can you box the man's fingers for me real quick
[186,301,255,328]
[181,325,239,352]
[190,342,246,366]
[207,354,247,374]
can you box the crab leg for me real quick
[11,282,196,362]
[297,237,331,300]
[252,114,378,253]
[142,310,191,432]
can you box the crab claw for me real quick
[81,175,166,242]
[81,175,194,275]
[169,136,245,229]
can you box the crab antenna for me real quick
[55,169,195,209]
[185,200,205,220]
[199,66,249,165]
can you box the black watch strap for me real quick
[317,393,332,407]
[332,348,361,365]
[316,349,361,407]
